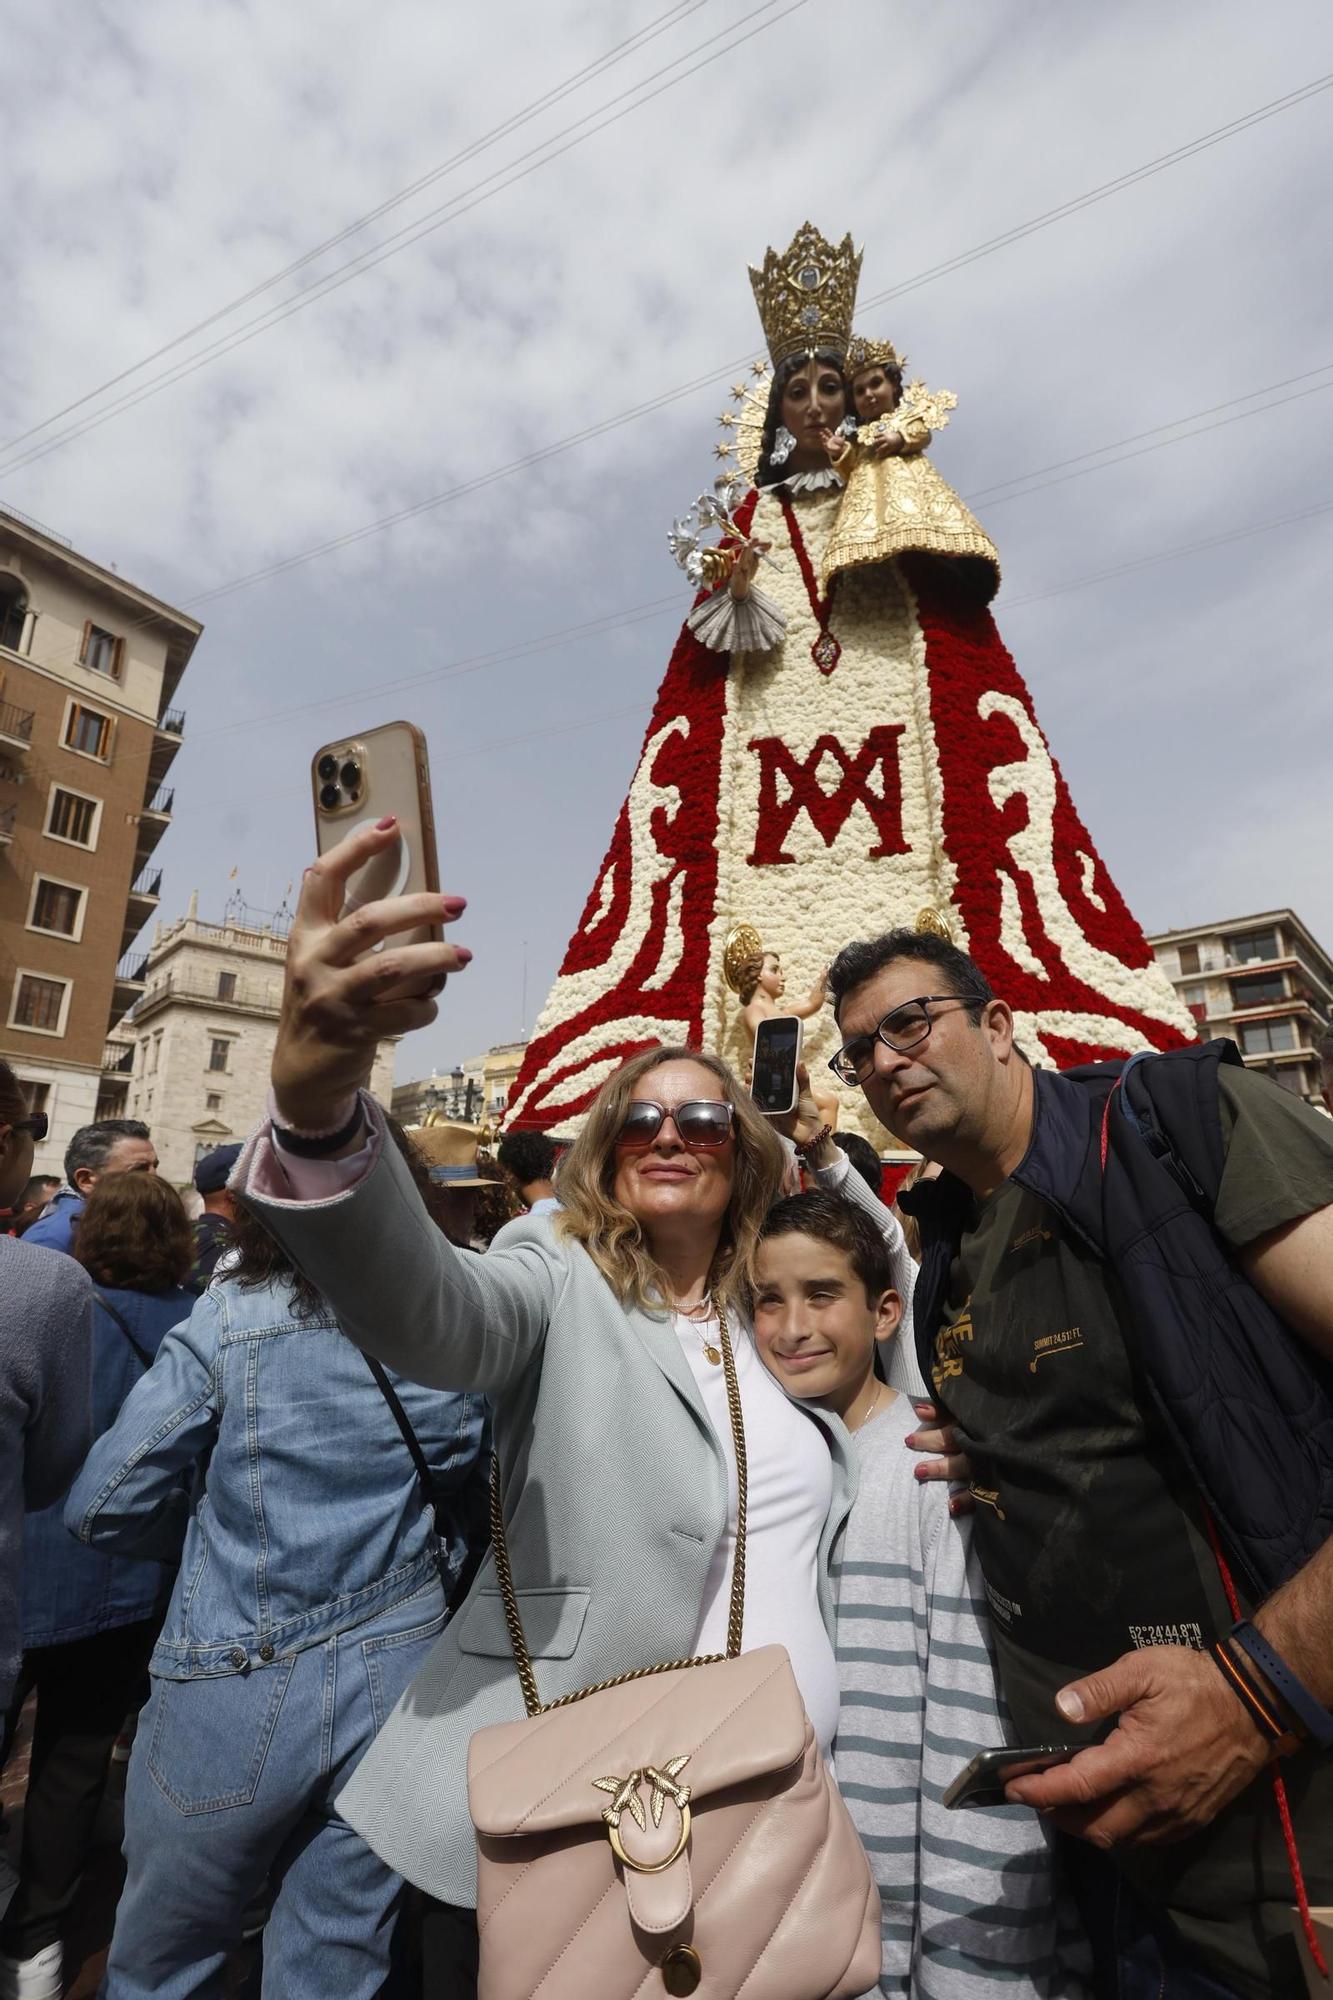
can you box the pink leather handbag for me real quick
[467,1307,882,2000]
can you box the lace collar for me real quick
[758,466,845,496]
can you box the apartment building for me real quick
[0,504,201,1175]
[103,899,396,1187]
[1148,908,1333,1106]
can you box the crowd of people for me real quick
[0,814,1330,2000]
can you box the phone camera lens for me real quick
[319,783,341,811]
[339,759,361,789]
[317,754,338,782]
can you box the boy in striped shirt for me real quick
[753,1190,1085,1998]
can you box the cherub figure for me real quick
[820,335,1000,602]
[733,940,828,1045]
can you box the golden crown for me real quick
[748,222,862,371]
[847,334,905,377]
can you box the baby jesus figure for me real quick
[820,335,1000,602]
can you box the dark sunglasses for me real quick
[617,1100,735,1150]
[9,1112,49,1143]
[828,994,982,1086]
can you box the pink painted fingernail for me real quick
[441,894,467,913]
[375,814,396,831]
[903,1433,917,1448]
[914,1463,928,1480]
[455,947,473,965]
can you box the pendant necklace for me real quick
[778,492,840,675]
[677,1290,722,1366]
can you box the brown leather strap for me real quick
[490,1299,748,1717]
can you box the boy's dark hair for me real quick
[758,1190,897,1304]
[832,1131,883,1195]
[827,928,994,1026]
[497,1130,558,1187]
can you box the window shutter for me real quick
[111,635,125,678]
[103,715,117,762]
[79,620,92,665]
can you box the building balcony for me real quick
[0,701,34,753]
[133,969,282,1023]
[134,787,174,863]
[108,953,148,1029]
[149,709,185,781]
[0,803,14,845]
[102,1042,135,1075]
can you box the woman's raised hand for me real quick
[271,818,469,1131]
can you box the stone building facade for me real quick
[0,504,200,1175]
[103,900,395,1187]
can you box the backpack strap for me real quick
[362,1355,491,1616]
[94,1292,155,1369]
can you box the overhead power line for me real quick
[182,488,1333,779]
[0,0,806,482]
[1,58,1326,489]
[0,0,711,462]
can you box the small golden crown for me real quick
[847,334,905,377]
[748,222,862,371]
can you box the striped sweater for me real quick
[833,1390,1086,1998]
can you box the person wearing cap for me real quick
[188,1143,242,1292]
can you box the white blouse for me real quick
[672,1312,840,1753]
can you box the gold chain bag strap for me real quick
[467,1305,882,2000]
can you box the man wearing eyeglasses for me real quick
[825,928,1333,2000]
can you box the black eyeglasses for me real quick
[8,1112,49,1143]
[617,1100,735,1151]
[828,995,981,1086]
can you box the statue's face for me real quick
[852,365,899,420]
[779,359,846,467]
[760,953,785,999]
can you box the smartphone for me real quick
[943,1744,1080,1810]
[750,1015,803,1117]
[311,721,442,955]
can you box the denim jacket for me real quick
[66,1272,488,1680]
[22,1283,195,1650]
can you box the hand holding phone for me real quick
[942,1744,1079,1810]
[750,1016,803,1117]
[312,721,441,954]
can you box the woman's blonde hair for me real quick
[555,1045,785,1314]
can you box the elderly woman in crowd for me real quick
[231,821,949,1937]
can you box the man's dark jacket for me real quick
[901,1040,1333,1600]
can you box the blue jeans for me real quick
[1063,1842,1245,1999]
[103,1581,448,2000]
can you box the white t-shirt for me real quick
[672,1312,840,1753]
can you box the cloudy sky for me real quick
[4,0,1331,1079]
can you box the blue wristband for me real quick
[1229,1620,1333,1752]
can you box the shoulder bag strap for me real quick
[363,1352,436,1497]
[94,1291,155,1369]
[491,1298,748,1718]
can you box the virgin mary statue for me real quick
[507,223,1191,1139]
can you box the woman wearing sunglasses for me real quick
[0,1064,94,1753]
[231,820,950,1945]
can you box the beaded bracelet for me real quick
[1229,1620,1333,1752]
